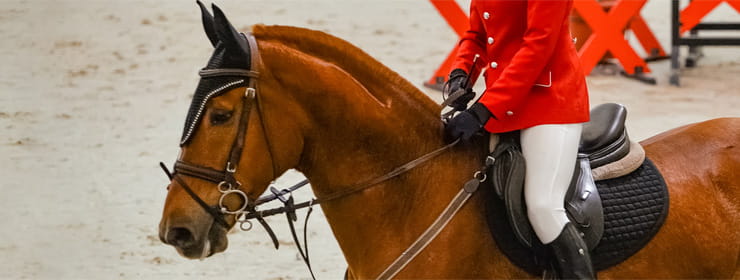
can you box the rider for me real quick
[443,0,593,278]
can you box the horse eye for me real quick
[210,110,233,125]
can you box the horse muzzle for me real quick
[159,218,229,259]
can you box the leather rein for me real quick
[161,32,480,279]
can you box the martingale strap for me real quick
[284,196,317,280]
[376,178,482,280]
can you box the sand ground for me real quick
[1,0,738,279]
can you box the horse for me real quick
[158,4,740,279]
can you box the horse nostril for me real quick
[166,227,195,248]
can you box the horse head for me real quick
[158,2,305,259]
[158,1,470,266]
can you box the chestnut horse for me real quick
[158,5,740,279]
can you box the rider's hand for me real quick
[444,103,493,141]
[444,69,476,111]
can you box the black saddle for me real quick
[489,103,629,250]
[485,103,669,274]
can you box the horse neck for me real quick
[259,41,495,277]
[259,40,445,191]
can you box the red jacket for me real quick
[452,0,590,133]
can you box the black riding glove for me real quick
[444,69,476,111]
[444,103,493,141]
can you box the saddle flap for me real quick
[501,149,532,248]
[490,136,519,198]
[489,134,534,248]
[565,156,604,250]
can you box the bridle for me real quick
[164,32,278,238]
[160,32,475,280]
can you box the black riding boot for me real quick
[549,223,596,279]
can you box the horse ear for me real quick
[197,1,218,47]
[211,3,246,52]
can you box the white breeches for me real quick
[520,123,583,244]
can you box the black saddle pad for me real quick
[484,158,669,275]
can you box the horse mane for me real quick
[250,24,441,116]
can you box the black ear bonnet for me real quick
[180,2,252,146]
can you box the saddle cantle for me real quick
[581,103,630,168]
[485,103,670,275]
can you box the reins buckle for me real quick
[485,155,496,167]
[246,88,256,98]
[226,162,237,173]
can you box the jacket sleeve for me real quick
[451,3,488,84]
[478,0,571,120]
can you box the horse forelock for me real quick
[250,25,441,118]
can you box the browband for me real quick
[198,68,260,78]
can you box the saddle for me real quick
[488,103,641,250]
[482,104,669,274]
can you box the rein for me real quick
[163,32,485,280]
